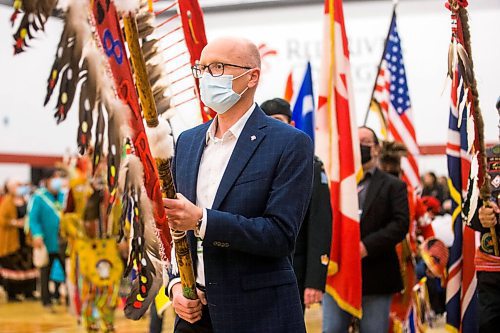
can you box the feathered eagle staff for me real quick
[11,0,170,318]
[115,0,202,315]
[9,0,209,320]
[446,0,498,256]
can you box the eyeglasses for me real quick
[191,62,252,79]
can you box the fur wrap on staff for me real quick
[446,0,498,256]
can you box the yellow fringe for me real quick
[445,323,459,333]
[327,260,338,276]
[325,285,363,319]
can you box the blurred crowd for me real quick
[0,161,128,332]
[0,162,456,332]
[0,169,68,305]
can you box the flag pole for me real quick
[362,2,398,126]
[453,3,499,256]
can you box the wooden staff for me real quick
[123,15,198,299]
[452,1,499,256]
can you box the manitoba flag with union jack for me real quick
[445,22,479,333]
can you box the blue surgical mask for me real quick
[49,178,63,192]
[199,70,251,114]
[16,185,29,197]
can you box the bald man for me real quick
[163,37,313,332]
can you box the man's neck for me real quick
[46,188,58,197]
[362,160,376,173]
[215,99,254,138]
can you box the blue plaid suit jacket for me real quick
[171,105,313,333]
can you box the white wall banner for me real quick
[0,0,498,174]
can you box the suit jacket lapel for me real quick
[211,107,267,210]
[184,124,209,203]
[361,168,385,219]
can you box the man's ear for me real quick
[290,120,296,127]
[248,68,260,88]
[372,144,381,158]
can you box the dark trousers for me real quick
[149,302,163,333]
[298,285,306,314]
[477,271,500,333]
[174,305,213,333]
[40,253,65,306]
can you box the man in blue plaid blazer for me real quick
[163,37,313,333]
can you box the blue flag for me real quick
[292,62,315,143]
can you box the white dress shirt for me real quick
[168,104,256,293]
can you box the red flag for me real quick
[316,0,363,318]
[284,70,294,102]
[177,0,214,122]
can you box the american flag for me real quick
[445,23,479,333]
[371,12,420,189]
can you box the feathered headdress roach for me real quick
[380,140,408,168]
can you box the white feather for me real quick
[465,153,480,225]
[144,117,174,160]
[160,108,176,121]
[104,94,132,138]
[466,109,475,155]
[126,155,145,188]
[68,0,91,30]
[113,0,141,14]
[56,0,71,12]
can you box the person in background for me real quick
[474,202,500,331]
[422,172,445,204]
[378,140,417,332]
[0,187,4,204]
[323,127,409,333]
[0,179,37,301]
[436,176,450,203]
[422,196,453,247]
[416,237,449,318]
[260,97,332,312]
[29,168,66,309]
[469,143,500,331]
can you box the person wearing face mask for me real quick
[163,37,313,333]
[322,127,409,333]
[260,98,332,313]
[0,179,37,301]
[28,168,66,309]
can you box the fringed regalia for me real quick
[9,0,209,324]
[61,157,124,331]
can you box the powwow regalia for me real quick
[9,0,208,326]
[61,156,124,331]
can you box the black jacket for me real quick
[470,210,500,255]
[360,168,409,295]
[293,156,332,294]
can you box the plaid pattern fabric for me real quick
[170,107,313,333]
